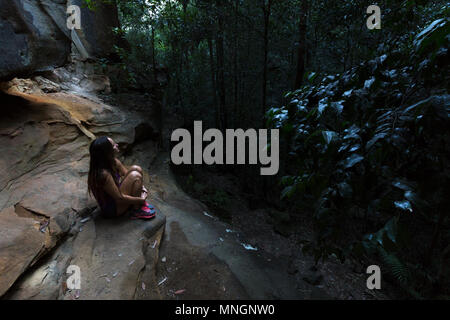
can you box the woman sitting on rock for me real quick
[88,136,155,219]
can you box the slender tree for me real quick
[261,0,272,127]
[216,0,226,130]
[294,0,308,89]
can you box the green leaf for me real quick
[394,200,413,213]
[414,18,450,55]
[366,133,388,150]
[343,154,364,168]
[280,175,295,186]
[281,185,296,199]
[343,125,361,140]
[337,182,352,198]
[322,130,338,145]
[306,71,318,83]
[330,100,344,114]
[379,248,410,285]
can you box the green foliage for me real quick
[269,16,450,298]
[380,249,410,285]
[207,189,230,209]
[82,0,114,10]
[414,17,450,56]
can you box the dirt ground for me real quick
[173,166,395,300]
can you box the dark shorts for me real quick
[100,199,118,218]
[100,200,133,218]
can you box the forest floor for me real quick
[145,153,306,299]
[173,166,395,300]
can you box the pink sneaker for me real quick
[130,202,156,220]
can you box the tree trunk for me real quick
[233,0,240,128]
[151,26,157,83]
[261,0,272,128]
[208,37,219,128]
[216,0,226,130]
[294,0,308,89]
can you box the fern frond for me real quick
[378,248,410,285]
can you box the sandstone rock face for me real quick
[0,206,49,297]
[0,0,122,81]
[4,208,166,300]
[0,0,71,80]
[69,0,123,60]
[0,70,162,297]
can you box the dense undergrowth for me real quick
[268,13,449,298]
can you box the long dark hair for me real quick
[88,136,115,202]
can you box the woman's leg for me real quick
[116,171,143,216]
[120,165,143,184]
[129,165,143,175]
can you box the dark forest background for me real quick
[85,0,449,299]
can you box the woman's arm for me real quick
[103,173,145,206]
[115,159,147,192]
[114,158,128,177]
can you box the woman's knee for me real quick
[128,171,143,182]
[130,165,143,174]
[119,171,142,196]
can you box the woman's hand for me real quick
[140,187,148,205]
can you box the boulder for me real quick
[0,0,123,81]
[0,206,49,296]
[4,208,166,300]
[69,0,123,60]
[0,0,70,80]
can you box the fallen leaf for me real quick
[203,211,214,218]
[241,243,258,251]
[40,221,49,233]
[80,217,90,223]
[158,277,167,286]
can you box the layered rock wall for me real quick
[0,0,122,81]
